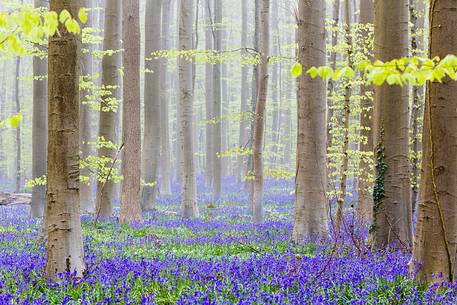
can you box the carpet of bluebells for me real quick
[1,177,457,304]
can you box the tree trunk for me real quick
[120,0,143,224]
[357,0,374,223]
[80,0,94,213]
[96,0,122,218]
[160,0,173,195]
[335,0,353,235]
[178,0,199,218]
[251,0,269,224]
[46,0,85,278]
[212,0,222,199]
[409,0,425,217]
[412,0,457,284]
[31,0,48,218]
[270,0,280,165]
[327,0,340,156]
[14,57,21,193]
[237,0,249,181]
[204,0,214,188]
[246,0,259,199]
[293,0,329,241]
[141,0,162,210]
[372,0,412,248]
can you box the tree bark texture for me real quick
[412,0,457,284]
[120,0,143,224]
[292,0,329,241]
[46,0,85,278]
[372,0,412,249]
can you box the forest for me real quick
[1,0,457,303]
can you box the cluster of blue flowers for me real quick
[1,178,456,304]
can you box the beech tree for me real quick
[357,0,374,222]
[159,0,173,196]
[292,0,329,240]
[120,0,143,224]
[409,0,425,215]
[212,0,222,200]
[237,0,249,180]
[141,0,162,210]
[251,0,270,223]
[372,0,412,248]
[96,0,122,218]
[31,0,48,219]
[412,0,457,284]
[178,0,198,218]
[204,0,214,188]
[14,57,21,193]
[46,0,85,277]
[80,0,94,213]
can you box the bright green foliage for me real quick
[25,175,46,189]
[0,4,88,55]
[323,21,374,201]
[0,113,23,129]
[293,55,457,87]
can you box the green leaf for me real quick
[78,8,88,24]
[290,63,303,78]
[306,67,319,78]
[65,19,81,34]
[318,66,333,79]
[59,9,71,23]
[8,113,23,128]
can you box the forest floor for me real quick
[0,178,456,304]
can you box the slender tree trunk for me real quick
[14,57,21,193]
[96,0,121,218]
[327,0,340,155]
[412,0,457,284]
[120,0,143,224]
[270,0,280,165]
[251,0,269,224]
[293,0,329,241]
[372,0,412,248]
[204,0,214,188]
[141,0,162,210]
[160,0,173,195]
[0,62,6,184]
[221,29,229,178]
[282,32,293,168]
[178,0,199,218]
[212,0,222,199]
[357,0,374,222]
[46,0,85,278]
[31,5,48,217]
[246,0,259,198]
[80,0,94,213]
[409,0,425,217]
[237,0,249,181]
[335,0,353,235]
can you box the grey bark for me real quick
[178,0,199,218]
[237,0,249,180]
[251,0,269,223]
[212,0,222,199]
[96,0,122,218]
[372,0,412,248]
[141,0,162,210]
[120,0,144,224]
[160,0,173,195]
[292,0,329,241]
[31,0,48,218]
[46,0,85,278]
[80,0,94,213]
